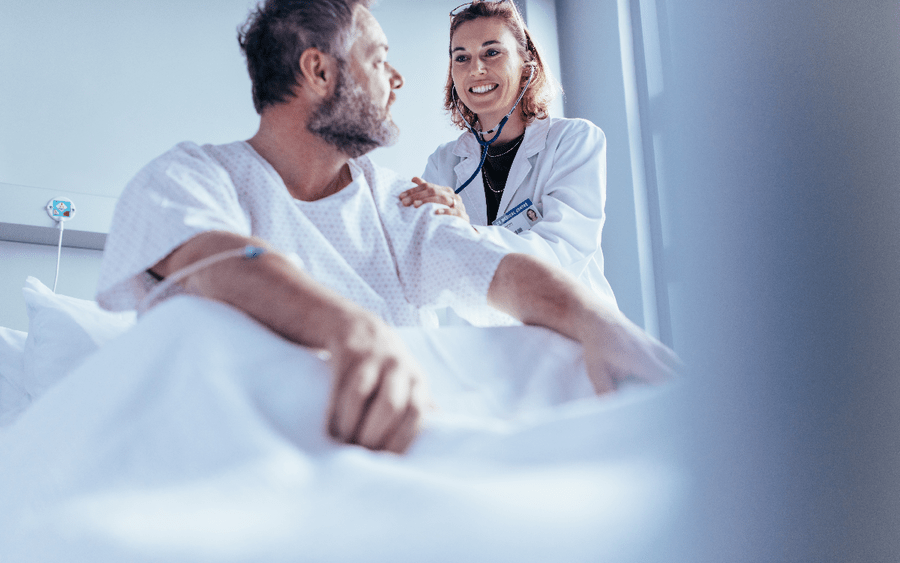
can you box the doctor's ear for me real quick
[298,48,335,98]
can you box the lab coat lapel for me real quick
[497,118,549,215]
[452,132,488,225]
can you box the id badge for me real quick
[491,198,542,234]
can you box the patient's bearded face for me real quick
[307,63,399,158]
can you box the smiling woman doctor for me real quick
[399,0,617,308]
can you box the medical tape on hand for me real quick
[138,245,267,313]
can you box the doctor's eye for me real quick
[485,49,501,57]
[453,54,470,63]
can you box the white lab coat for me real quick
[423,116,617,307]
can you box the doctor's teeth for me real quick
[470,84,497,94]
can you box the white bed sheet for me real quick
[0,325,29,427]
[0,296,687,562]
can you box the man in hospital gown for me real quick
[96,0,678,454]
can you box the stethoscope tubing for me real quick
[452,64,536,194]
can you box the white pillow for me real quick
[0,326,26,386]
[22,276,136,400]
[0,326,30,427]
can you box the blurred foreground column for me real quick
[657,1,900,560]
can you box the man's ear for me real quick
[298,48,335,99]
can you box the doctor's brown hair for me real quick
[238,0,372,114]
[444,0,558,130]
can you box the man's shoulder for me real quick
[135,141,219,176]
[120,141,254,205]
[352,155,413,197]
[131,141,252,185]
[151,140,250,168]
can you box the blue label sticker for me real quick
[46,197,76,222]
[52,200,72,218]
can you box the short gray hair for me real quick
[238,0,372,113]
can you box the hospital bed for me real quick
[0,275,689,562]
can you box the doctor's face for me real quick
[450,17,527,127]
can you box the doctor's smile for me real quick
[469,83,498,94]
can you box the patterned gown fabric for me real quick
[97,141,510,326]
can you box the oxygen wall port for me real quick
[46,197,76,222]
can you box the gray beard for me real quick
[307,64,399,158]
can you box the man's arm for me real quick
[487,253,680,393]
[152,230,429,454]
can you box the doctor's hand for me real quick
[324,309,431,454]
[400,177,470,223]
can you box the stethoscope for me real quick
[452,63,535,194]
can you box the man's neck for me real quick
[247,105,351,201]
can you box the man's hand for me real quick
[324,310,430,453]
[487,253,681,394]
[576,306,681,394]
[152,230,431,454]
[400,177,470,222]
